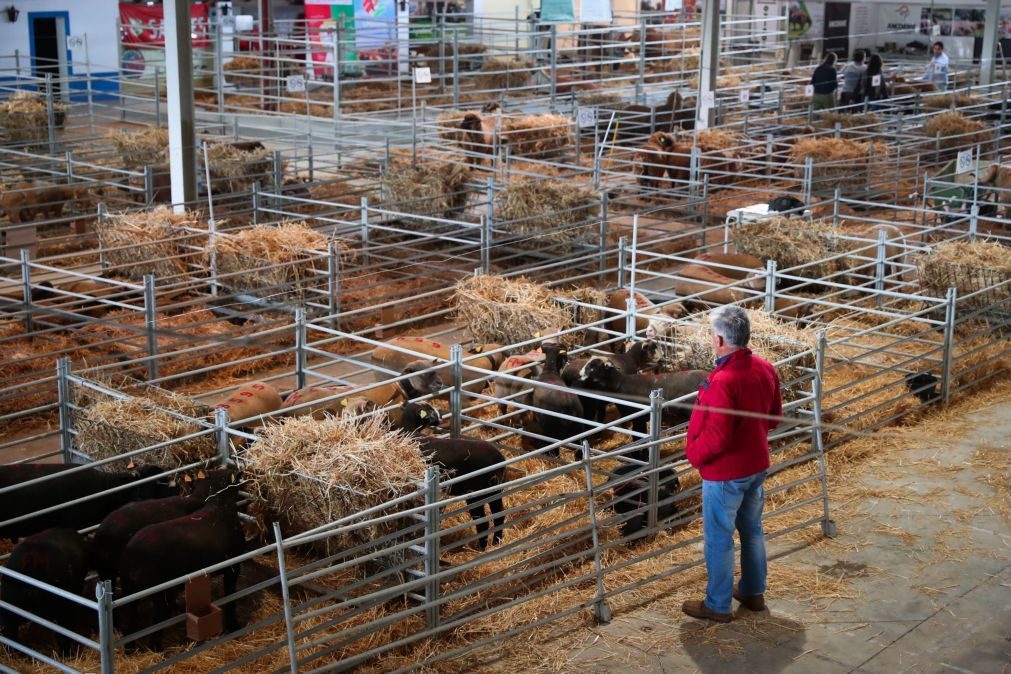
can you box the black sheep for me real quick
[91,470,228,584]
[905,372,939,404]
[0,463,172,542]
[577,357,707,457]
[118,470,245,650]
[530,343,585,459]
[608,463,681,539]
[767,196,806,215]
[0,528,91,651]
[561,340,662,423]
[394,402,507,551]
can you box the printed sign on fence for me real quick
[804,84,814,97]
[414,67,432,84]
[286,74,307,93]
[576,107,597,129]
[956,149,974,175]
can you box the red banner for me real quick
[119,3,210,47]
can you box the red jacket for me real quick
[685,349,782,481]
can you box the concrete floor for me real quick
[556,395,1011,673]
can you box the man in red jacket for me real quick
[682,306,782,622]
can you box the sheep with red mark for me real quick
[212,381,283,427]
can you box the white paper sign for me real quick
[580,0,613,22]
[701,91,716,108]
[956,149,974,175]
[664,0,684,10]
[872,74,882,87]
[285,74,306,93]
[804,84,815,97]
[66,35,85,51]
[576,107,597,129]
[234,15,254,32]
[739,89,750,103]
[414,67,432,84]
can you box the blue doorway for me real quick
[28,10,71,97]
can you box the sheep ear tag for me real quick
[533,331,541,339]
[197,470,206,479]
[183,474,193,483]
[559,349,567,355]
[230,473,238,484]
[472,345,484,353]
[419,409,428,419]
[126,461,136,470]
[340,398,348,406]
[625,340,633,350]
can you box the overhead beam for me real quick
[163,0,197,209]
[979,0,1000,86]
[695,0,720,130]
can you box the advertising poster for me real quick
[952,8,985,38]
[788,1,813,39]
[306,0,357,77]
[920,7,952,36]
[119,3,211,86]
[353,0,397,57]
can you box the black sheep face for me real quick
[638,339,661,366]
[403,402,442,431]
[581,356,620,388]
[541,342,570,371]
[904,372,939,404]
[403,360,444,395]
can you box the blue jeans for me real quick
[702,471,767,614]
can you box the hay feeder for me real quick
[495,179,598,253]
[0,91,68,144]
[915,240,1011,318]
[381,161,472,228]
[110,127,169,168]
[789,137,888,196]
[456,274,573,348]
[735,216,845,279]
[96,206,199,279]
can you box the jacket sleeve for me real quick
[768,369,783,431]
[686,377,737,468]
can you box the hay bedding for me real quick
[789,137,888,195]
[242,412,427,553]
[73,391,215,469]
[380,161,472,228]
[0,91,69,144]
[456,274,571,347]
[96,206,199,279]
[499,114,573,158]
[109,127,168,168]
[735,216,846,278]
[474,55,536,91]
[204,143,274,192]
[915,240,1011,312]
[495,179,598,252]
[211,222,344,301]
[921,110,991,149]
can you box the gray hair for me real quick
[709,306,750,347]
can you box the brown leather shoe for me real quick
[733,589,766,611]
[681,599,732,623]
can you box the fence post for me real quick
[332,36,341,124]
[874,229,887,305]
[57,358,73,463]
[450,344,463,438]
[646,389,663,532]
[272,523,300,674]
[251,181,260,225]
[422,464,442,629]
[215,21,225,114]
[617,235,627,289]
[65,150,74,184]
[968,204,978,242]
[328,240,341,330]
[636,21,646,104]
[154,66,162,127]
[832,187,840,226]
[803,157,813,204]
[549,25,558,107]
[215,407,231,465]
[20,249,33,336]
[96,580,116,674]
[272,150,283,192]
[701,174,710,229]
[295,307,307,391]
[813,331,835,537]
[143,274,159,381]
[360,196,370,266]
[44,73,56,155]
[582,441,612,624]
[479,215,490,274]
[598,192,608,278]
[452,28,460,108]
[940,287,957,404]
[764,259,777,313]
[143,165,154,205]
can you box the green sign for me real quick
[541,0,575,23]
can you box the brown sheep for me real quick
[977,164,1011,220]
[459,112,497,164]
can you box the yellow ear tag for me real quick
[473,345,483,353]
[419,409,428,418]
[197,470,206,479]
[559,349,567,355]
[534,331,541,338]
[230,473,237,484]
[340,398,348,406]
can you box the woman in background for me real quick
[810,52,839,111]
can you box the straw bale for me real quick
[577,92,622,106]
[670,309,816,396]
[380,161,472,228]
[109,127,168,168]
[242,413,426,552]
[96,206,198,279]
[921,92,987,110]
[0,91,68,143]
[474,55,535,90]
[500,114,573,158]
[736,216,844,278]
[204,142,275,192]
[915,240,1011,312]
[74,392,214,469]
[557,286,608,330]
[695,128,743,151]
[790,137,887,163]
[813,110,882,130]
[921,111,991,149]
[495,179,598,252]
[222,55,260,73]
[455,274,571,347]
[212,221,341,300]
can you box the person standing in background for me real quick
[839,50,866,110]
[810,52,839,111]
[862,53,890,108]
[926,41,949,90]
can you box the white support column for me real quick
[979,0,1001,86]
[696,0,720,130]
[164,0,197,210]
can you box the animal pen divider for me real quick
[0,304,829,672]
